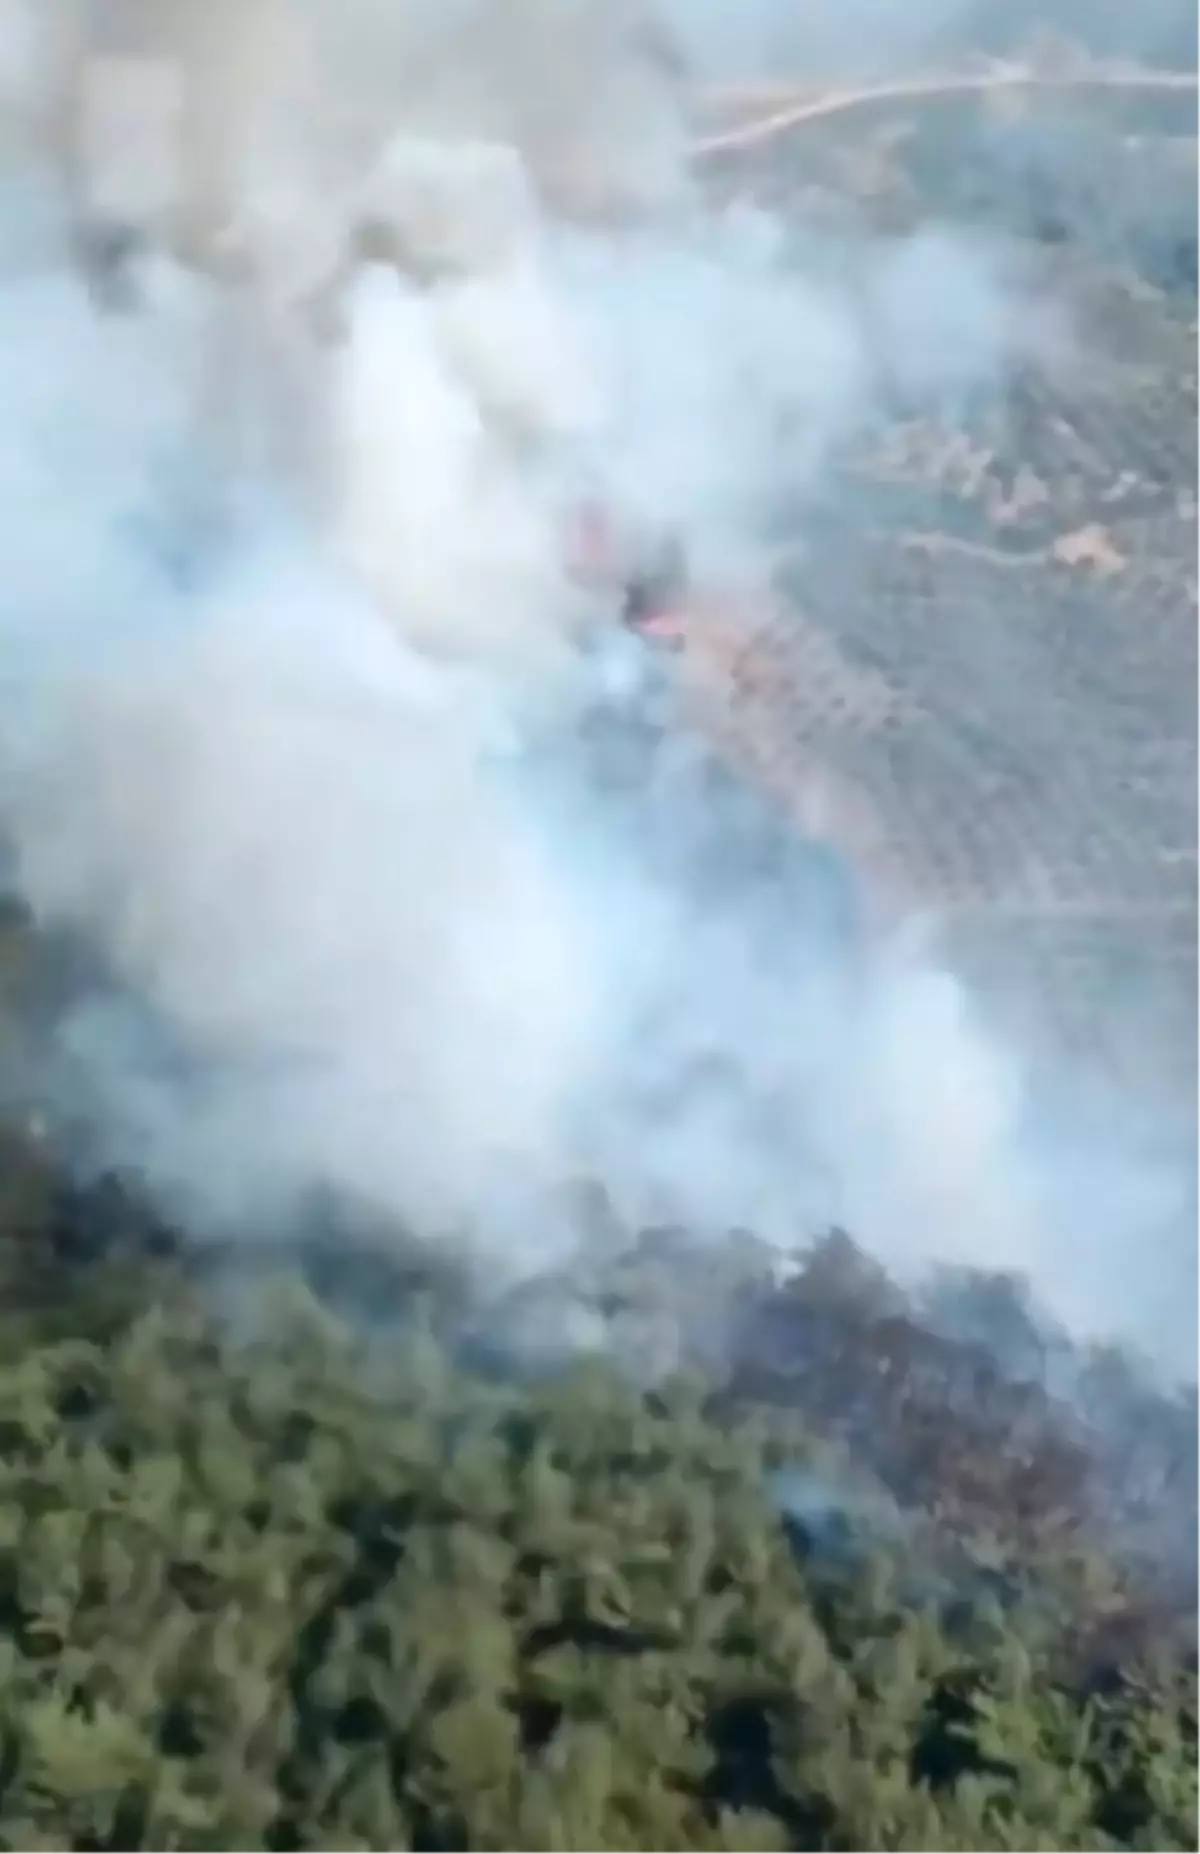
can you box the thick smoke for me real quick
[0,0,1191,1370]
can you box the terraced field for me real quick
[680,63,1196,1100]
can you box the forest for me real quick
[0,1121,1191,1852]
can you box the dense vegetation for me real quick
[0,1130,1191,1852]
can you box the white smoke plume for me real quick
[0,0,1191,1370]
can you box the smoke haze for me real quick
[0,0,1192,1373]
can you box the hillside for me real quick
[0,1145,1190,1851]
